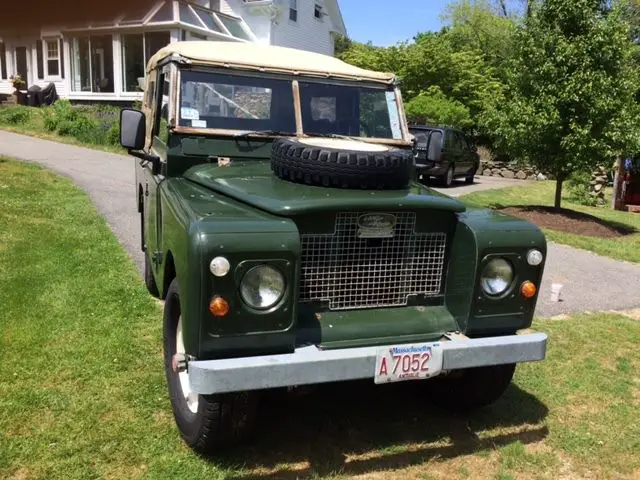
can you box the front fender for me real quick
[158,178,301,359]
[445,208,547,335]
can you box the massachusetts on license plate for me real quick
[374,343,444,384]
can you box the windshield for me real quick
[178,70,296,132]
[178,70,404,140]
[299,81,403,140]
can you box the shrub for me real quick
[106,122,121,146]
[2,100,123,149]
[0,106,32,125]
[567,170,597,207]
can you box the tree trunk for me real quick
[498,0,509,16]
[611,157,624,210]
[554,178,564,209]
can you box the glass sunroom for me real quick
[0,1,257,101]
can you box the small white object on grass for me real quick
[550,283,563,302]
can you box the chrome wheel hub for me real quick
[176,316,198,414]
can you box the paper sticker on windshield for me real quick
[385,92,403,140]
[181,107,200,120]
[192,120,207,128]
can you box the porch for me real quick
[0,0,256,102]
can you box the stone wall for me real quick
[480,160,552,181]
[589,166,609,206]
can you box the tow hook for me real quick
[172,353,188,373]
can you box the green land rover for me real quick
[119,40,548,454]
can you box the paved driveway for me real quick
[2,130,639,318]
[429,175,528,197]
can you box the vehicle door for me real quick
[446,130,463,173]
[142,64,173,270]
[454,131,473,174]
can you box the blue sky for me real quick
[339,0,451,46]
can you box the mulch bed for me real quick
[499,206,635,238]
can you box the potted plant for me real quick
[9,75,27,105]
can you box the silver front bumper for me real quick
[188,331,548,395]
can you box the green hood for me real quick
[184,162,466,216]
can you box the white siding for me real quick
[0,79,67,98]
[271,0,335,56]
[0,38,69,97]
[0,81,13,95]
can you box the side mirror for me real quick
[120,108,146,150]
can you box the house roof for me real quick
[147,41,397,84]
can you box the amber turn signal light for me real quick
[520,281,537,299]
[209,296,230,317]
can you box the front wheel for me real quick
[426,363,516,411]
[163,278,259,454]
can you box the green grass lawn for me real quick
[460,180,640,264]
[1,158,639,479]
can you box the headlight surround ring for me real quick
[480,257,515,296]
[239,265,286,310]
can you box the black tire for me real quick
[144,251,160,298]
[465,167,477,184]
[270,137,414,190]
[163,278,259,455]
[426,363,516,411]
[441,165,454,187]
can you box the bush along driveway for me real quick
[2,130,640,318]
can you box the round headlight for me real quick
[481,258,514,296]
[240,265,285,309]
[526,249,544,266]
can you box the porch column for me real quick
[112,33,123,97]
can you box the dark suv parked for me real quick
[410,125,480,187]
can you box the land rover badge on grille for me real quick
[357,213,397,238]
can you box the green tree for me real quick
[442,0,516,72]
[404,86,473,128]
[482,0,640,208]
[337,33,502,132]
[333,34,353,57]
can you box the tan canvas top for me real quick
[147,41,397,84]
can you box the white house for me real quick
[0,0,346,102]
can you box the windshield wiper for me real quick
[232,130,295,139]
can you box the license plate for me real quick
[374,343,444,384]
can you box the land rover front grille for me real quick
[299,212,447,310]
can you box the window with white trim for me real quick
[314,3,323,19]
[45,39,60,77]
[289,0,298,22]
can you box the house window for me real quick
[0,42,6,80]
[314,3,323,19]
[122,31,170,92]
[70,35,114,92]
[289,0,297,22]
[46,40,60,77]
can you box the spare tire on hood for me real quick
[270,137,414,190]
